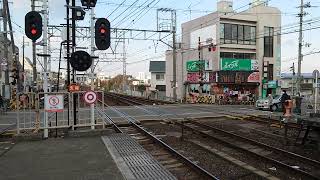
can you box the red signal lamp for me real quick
[31,28,37,35]
[100,28,106,34]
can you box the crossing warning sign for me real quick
[45,95,64,112]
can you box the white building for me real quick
[149,61,166,99]
[280,73,314,96]
[166,0,281,101]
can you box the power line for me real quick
[107,0,127,18]
[114,0,155,27]
[111,0,140,22]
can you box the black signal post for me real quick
[95,18,110,50]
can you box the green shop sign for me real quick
[221,58,258,71]
[187,60,205,72]
[268,81,277,88]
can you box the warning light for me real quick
[100,28,106,34]
[31,28,37,35]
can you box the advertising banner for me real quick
[221,59,258,71]
[187,60,212,72]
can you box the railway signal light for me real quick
[25,11,42,42]
[81,0,97,7]
[70,50,92,72]
[95,18,110,50]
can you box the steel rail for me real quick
[176,121,320,180]
[98,99,219,180]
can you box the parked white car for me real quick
[256,95,282,111]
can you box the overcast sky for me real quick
[10,0,320,78]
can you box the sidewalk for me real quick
[0,137,124,180]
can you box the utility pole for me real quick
[198,37,203,96]
[22,36,25,91]
[90,7,95,130]
[42,0,49,138]
[31,0,37,91]
[122,32,126,93]
[22,36,25,73]
[2,0,9,99]
[5,0,19,92]
[72,0,77,128]
[291,62,295,96]
[172,11,177,102]
[66,0,71,127]
[297,0,306,94]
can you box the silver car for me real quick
[256,95,282,111]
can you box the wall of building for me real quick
[150,72,166,89]
[166,2,281,100]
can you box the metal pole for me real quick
[122,32,126,93]
[43,0,49,138]
[315,73,318,113]
[66,0,70,126]
[292,62,295,96]
[90,7,95,130]
[31,0,37,92]
[72,0,77,128]
[22,36,25,73]
[22,36,26,92]
[297,0,304,94]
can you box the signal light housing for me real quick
[70,51,92,72]
[95,18,110,50]
[81,0,97,7]
[25,11,42,42]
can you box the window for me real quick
[156,74,164,80]
[220,24,225,43]
[238,25,244,44]
[231,24,238,44]
[224,24,232,44]
[244,26,251,45]
[264,27,274,57]
[250,26,256,45]
[220,52,256,59]
[220,23,256,45]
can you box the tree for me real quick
[137,84,146,96]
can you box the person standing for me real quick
[268,94,273,111]
[0,95,3,110]
[280,90,290,115]
[295,93,302,115]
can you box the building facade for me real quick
[166,0,281,101]
[0,34,20,97]
[149,61,166,99]
[280,73,314,96]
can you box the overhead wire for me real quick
[114,0,155,28]
[111,0,140,23]
[107,0,127,18]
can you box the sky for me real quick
[8,0,320,78]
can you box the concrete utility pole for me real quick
[90,7,95,130]
[2,0,9,99]
[31,0,37,91]
[172,20,177,101]
[5,0,20,92]
[297,0,304,94]
[42,0,49,138]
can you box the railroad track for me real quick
[106,92,173,106]
[176,120,320,179]
[96,101,218,180]
[189,105,302,129]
